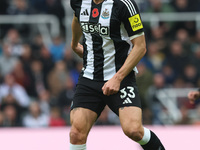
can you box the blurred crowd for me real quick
[0,0,200,127]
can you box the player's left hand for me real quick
[102,77,121,96]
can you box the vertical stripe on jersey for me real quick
[79,0,94,79]
[99,0,116,80]
[90,2,104,80]
[110,1,130,73]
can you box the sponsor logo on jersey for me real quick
[92,8,99,18]
[129,14,143,31]
[80,22,109,35]
[101,9,109,19]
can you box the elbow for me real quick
[143,47,147,55]
[141,46,147,57]
[71,41,78,53]
[71,42,75,51]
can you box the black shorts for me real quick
[71,72,141,117]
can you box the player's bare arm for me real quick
[102,34,146,96]
[71,15,83,58]
[188,90,200,104]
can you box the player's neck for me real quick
[93,0,104,4]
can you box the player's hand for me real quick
[188,91,200,104]
[102,76,121,96]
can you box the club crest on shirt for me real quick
[101,9,109,19]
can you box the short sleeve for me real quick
[70,0,75,11]
[119,0,144,39]
[70,0,80,17]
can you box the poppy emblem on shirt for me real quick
[92,8,99,18]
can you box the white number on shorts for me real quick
[120,88,127,99]
[120,86,135,99]
[127,86,135,98]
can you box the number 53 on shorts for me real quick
[120,86,135,104]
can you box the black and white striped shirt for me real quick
[70,0,144,81]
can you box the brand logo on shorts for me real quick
[122,98,132,104]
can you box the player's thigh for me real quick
[70,107,97,134]
[119,106,143,130]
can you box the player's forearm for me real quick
[71,16,83,58]
[114,37,146,82]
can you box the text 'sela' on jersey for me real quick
[128,14,143,32]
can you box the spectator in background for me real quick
[7,0,33,15]
[175,29,191,52]
[162,64,176,85]
[176,104,192,125]
[1,94,25,115]
[143,41,166,73]
[30,60,47,97]
[70,60,83,85]
[20,44,33,73]
[49,107,66,127]
[191,30,200,52]
[147,0,175,13]
[49,36,66,62]
[167,40,189,76]
[190,45,200,73]
[136,61,153,108]
[38,90,51,115]
[0,43,19,76]
[173,76,186,88]
[63,48,77,71]
[57,76,75,109]
[23,101,49,128]
[47,61,69,97]
[12,60,32,92]
[7,0,33,37]
[3,29,24,57]
[0,112,4,127]
[31,34,44,58]
[172,0,189,12]
[0,74,30,108]
[145,0,175,33]
[57,76,75,124]
[1,104,22,127]
[146,73,166,125]
[1,93,25,127]
[39,46,54,81]
[183,64,199,87]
